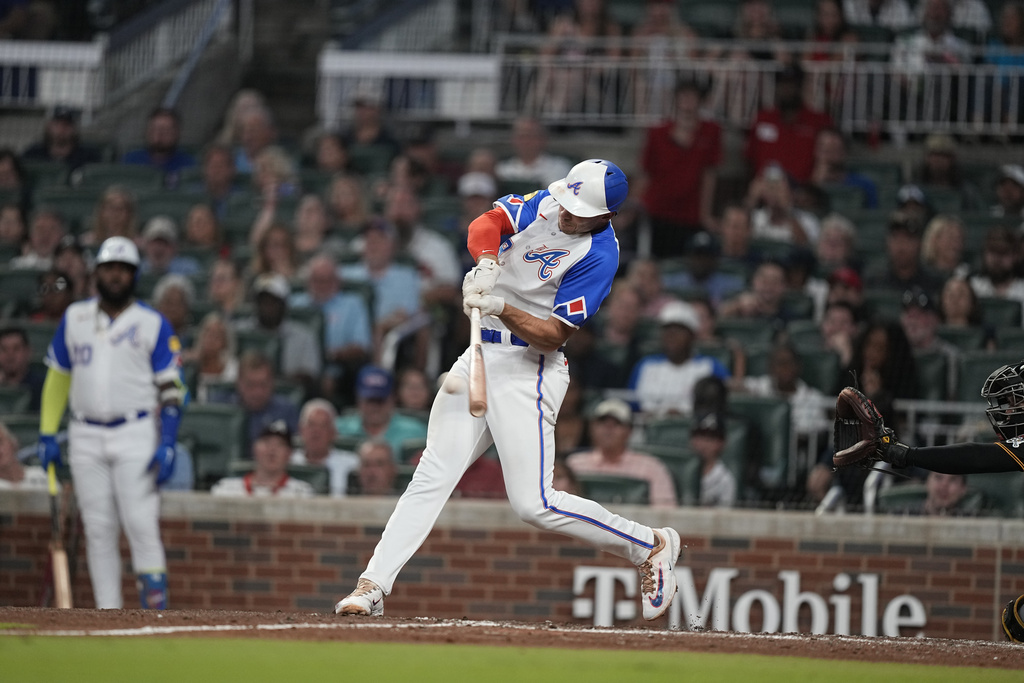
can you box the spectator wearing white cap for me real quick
[234,273,322,390]
[139,216,200,277]
[992,164,1024,220]
[566,398,677,507]
[628,300,730,417]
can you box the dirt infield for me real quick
[1,607,1022,670]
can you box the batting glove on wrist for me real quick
[462,258,500,298]
[149,444,176,486]
[37,435,61,470]
[463,293,505,318]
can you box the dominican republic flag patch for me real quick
[566,296,587,318]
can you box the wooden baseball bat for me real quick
[47,463,73,609]
[468,307,487,417]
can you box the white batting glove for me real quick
[462,258,500,298]
[463,293,505,318]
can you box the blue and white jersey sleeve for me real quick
[151,314,183,384]
[45,314,71,372]
[551,227,618,328]
[494,189,549,233]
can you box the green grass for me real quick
[0,638,1017,683]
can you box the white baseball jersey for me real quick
[486,189,619,332]
[46,298,181,420]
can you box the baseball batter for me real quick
[336,159,681,620]
[833,363,1024,641]
[37,236,184,609]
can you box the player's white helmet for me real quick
[982,361,1024,440]
[548,159,628,218]
[95,236,140,268]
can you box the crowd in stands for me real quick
[3,0,1024,517]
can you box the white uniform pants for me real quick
[363,342,655,595]
[69,417,164,609]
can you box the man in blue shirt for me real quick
[122,108,196,188]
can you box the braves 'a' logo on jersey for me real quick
[567,181,583,196]
[110,324,140,347]
[524,247,570,280]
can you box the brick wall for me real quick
[2,492,1023,639]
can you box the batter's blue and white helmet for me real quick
[548,159,628,218]
[95,236,140,268]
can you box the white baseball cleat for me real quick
[335,578,385,616]
[638,527,681,621]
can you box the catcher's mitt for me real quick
[832,386,905,468]
[1003,595,1024,643]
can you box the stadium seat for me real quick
[786,319,823,349]
[936,325,985,353]
[680,1,737,37]
[715,318,777,347]
[576,473,650,506]
[957,350,1022,402]
[797,348,840,394]
[644,415,693,449]
[347,143,397,175]
[178,403,247,490]
[727,394,790,490]
[978,297,1022,328]
[967,472,1024,518]
[234,329,281,369]
[693,341,734,372]
[862,288,903,323]
[22,159,69,188]
[0,268,45,317]
[822,184,866,215]
[138,192,203,226]
[0,386,31,414]
[643,443,700,506]
[875,482,928,513]
[922,186,964,214]
[19,320,59,363]
[995,326,1024,351]
[70,163,164,193]
[31,188,100,233]
[399,437,426,463]
[914,350,950,402]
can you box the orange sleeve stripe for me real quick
[995,442,1024,471]
[466,208,514,262]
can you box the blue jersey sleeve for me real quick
[551,227,619,328]
[151,315,181,374]
[494,189,549,233]
[46,314,71,372]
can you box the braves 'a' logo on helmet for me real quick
[523,248,570,281]
[567,181,583,196]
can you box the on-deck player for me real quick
[37,236,184,609]
[335,159,682,620]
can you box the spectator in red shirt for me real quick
[638,79,723,256]
[745,63,834,184]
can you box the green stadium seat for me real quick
[179,403,247,490]
[995,326,1024,350]
[967,472,1024,518]
[693,341,734,373]
[727,394,790,490]
[234,329,281,368]
[347,143,398,176]
[31,188,100,233]
[0,268,45,317]
[138,192,203,226]
[643,443,700,506]
[822,184,866,215]
[862,288,904,323]
[876,481,987,515]
[786,319,823,349]
[715,318,777,347]
[798,348,841,394]
[19,320,59,363]
[913,350,950,402]
[0,386,31,414]
[298,168,334,196]
[978,297,1022,328]
[935,325,985,352]
[957,350,1022,402]
[69,163,164,193]
[576,473,650,506]
[22,159,69,188]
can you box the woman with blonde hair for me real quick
[921,214,968,279]
[80,185,138,247]
[216,89,268,147]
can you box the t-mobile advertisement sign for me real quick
[572,566,926,635]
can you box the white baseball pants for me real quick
[69,417,165,609]
[363,342,656,595]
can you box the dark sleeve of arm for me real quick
[906,442,1024,474]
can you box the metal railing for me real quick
[317,35,1024,136]
[0,0,250,122]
